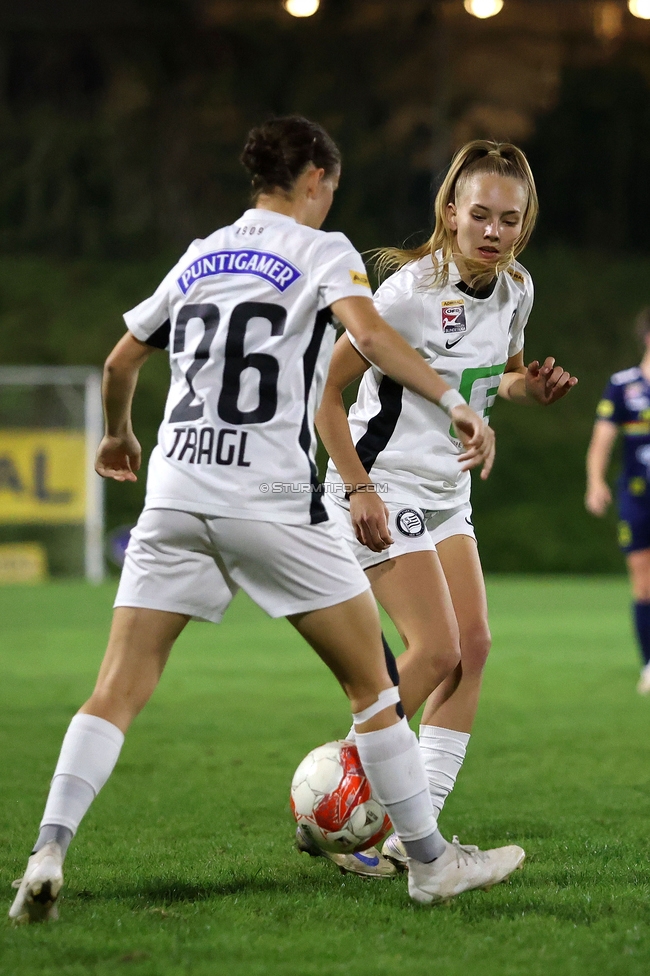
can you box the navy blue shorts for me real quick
[618,489,650,553]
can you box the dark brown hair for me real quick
[240,116,341,200]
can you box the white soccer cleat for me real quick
[381,832,408,871]
[295,826,397,878]
[407,835,525,905]
[8,842,64,924]
[637,664,650,695]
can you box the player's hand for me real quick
[349,489,394,552]
[585,481,611,517]
[525,357,578,405]
[95,433,142,482]
[450,404,496,481]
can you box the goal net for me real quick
[0,366,104,582]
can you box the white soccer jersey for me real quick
[124,208,372,524]
[326,252,534,510]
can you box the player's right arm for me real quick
[95,332,157,482]
[316,335,393,552]
[331,295,495,479]
[585,419,618,516]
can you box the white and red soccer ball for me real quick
[290,740,392,854]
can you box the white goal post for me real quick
[0,366,105,582]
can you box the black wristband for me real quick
[344,484,372,501]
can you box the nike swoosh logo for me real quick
[352,853,380,866]
[465,517,474,527]
[445,336,464,349]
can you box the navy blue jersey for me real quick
[597,366,650,496]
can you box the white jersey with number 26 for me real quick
[326,252,534,510]
[124,208,372,524]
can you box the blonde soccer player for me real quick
[297,140,577,878]
[8,117,528,923]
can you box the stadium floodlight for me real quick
[463,0,504,17]
[283,0,320,17]
[629,0,650,18]
[595,1,623,38]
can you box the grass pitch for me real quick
[1,577,650,976]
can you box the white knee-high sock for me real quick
[419,725,470,818]
[356,717,444,861]
[39,714,124,836]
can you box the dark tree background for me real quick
[2,0,650,573]
[0,1,443,258]
[527,62,650,252]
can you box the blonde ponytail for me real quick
[375,140,539,288]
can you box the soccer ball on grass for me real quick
[290,740,392,854]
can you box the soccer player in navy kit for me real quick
[586,309,650,693]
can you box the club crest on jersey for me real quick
[395,508,426,537]
[441,299,467,334]
[177,250,302,295]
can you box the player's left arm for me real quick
[95,332,157,482]
[498,351,578,405]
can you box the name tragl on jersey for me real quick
[123,208,373,524]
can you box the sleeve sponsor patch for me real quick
[506,267,525,284]
[349,270,370,288]
[596,399,615,418]
[177,249,302,295]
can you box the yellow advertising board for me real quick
[0,543,48,583]
[0,430,86,524]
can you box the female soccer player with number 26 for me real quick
[10,116,502,922]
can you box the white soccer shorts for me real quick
[324,496,476,571]
[115,507,370,623]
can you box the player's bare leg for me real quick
[290,589,523,901]
[80,607,188,731]
[378,536,523,889]
[323,540,524,890]
[289,591,449,872]
[422,535,491,734]
[9,607,187,924]
[290,590,404,723]
[365,549,461,718]
[291,590,423,878]
[626,548,650,692]
[291,592,404,863]
[358,539,488,831]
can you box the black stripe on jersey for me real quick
[299,307,331,524]
[354,376,403,473]
[454,278,497,300]
[145,319,171,350]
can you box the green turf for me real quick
[1,577,650,975]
